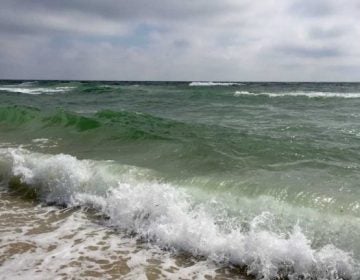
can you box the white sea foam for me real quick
[0,147,358,279]
[189,82,244,86]
[31,138,59,149]
[234,91,360,98]
[0,199,175,280]
[0,195,230,280]
[0,86,74,95]
[234,91,252,96]
[31,138,50,144]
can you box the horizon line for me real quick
[0,78,359,83]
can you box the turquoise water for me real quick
[1,80,360,279]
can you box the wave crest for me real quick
[0,86,74,95]
[189,82,244,87]
[234,91,360,98]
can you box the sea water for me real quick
[1,80,360,279]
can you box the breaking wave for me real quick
[0,86,74,95]
[189,82,244,86]
[0,147,358,279]
[234,91,360,98]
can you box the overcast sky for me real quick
[1,0,359,81]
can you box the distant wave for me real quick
[0,86,74,95]
[234,91,360,98]
[189,82,244,86]
[234,91,252,96]
[18,81,38,86]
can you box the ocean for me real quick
[0,80,360,279]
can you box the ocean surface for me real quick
[1,80,360,279]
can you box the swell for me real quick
[0,106,41,125]
[1,105,360,187]
[0,147,358,279]
[76,83,121,94]
[0,106,185,138]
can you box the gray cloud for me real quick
[307,26,346,39]
[0,0,359,81]
[290,0,335,17]
[276,45,342,58]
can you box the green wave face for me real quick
[0,106,40,125]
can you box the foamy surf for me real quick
[234,91,360,98]
[190,82,244,86]
[0,86,74,95]
[234,91,252,96]
[0,189,244,280]
[0,147,358,279]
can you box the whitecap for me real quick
[234,91,360,98]
[0,86,74,95]
[189,82,244,86]
[234,91,252,96]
